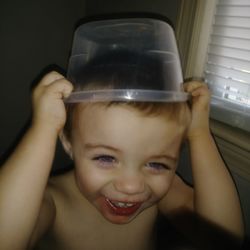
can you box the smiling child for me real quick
[0,22,244,250]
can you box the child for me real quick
[0,48,244,250]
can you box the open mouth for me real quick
[105,198,142,216]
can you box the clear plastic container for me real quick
[65,89,189,103]
[66,18,188,103]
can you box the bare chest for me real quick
[41,200,158,250]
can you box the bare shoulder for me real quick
[158,174,194,216]
[48,170,78,204]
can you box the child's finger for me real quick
[184,81,199,92]
[39,71,65,86]
[191,85,210,97]
[184,81,207,93]
[45,79,73,98]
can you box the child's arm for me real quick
[0,72,73,250]
[185,82,244,239]
[159,81,244,248]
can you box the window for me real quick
[176,0,250,175]
[204,0,250,132]
[176,0,250,231]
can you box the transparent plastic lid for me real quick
[66,18,188,103]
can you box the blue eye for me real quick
[146,162,170,171]
[92,155,116,166]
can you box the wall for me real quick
[85,0,181,27]
[0,0,86,168]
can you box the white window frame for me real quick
[176,0,250,181]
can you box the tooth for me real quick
[118,202,124,207]
[109,200,137,208]
[126,203,134,207]
[118,202,134,207]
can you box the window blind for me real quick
[204,0,250,131]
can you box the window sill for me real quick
[210,119,250,181]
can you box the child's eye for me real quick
[92,155,117,167]
[145,162,170,171]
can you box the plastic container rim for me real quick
[64,89,190,103]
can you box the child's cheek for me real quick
[74,167,109,198]
[149,174,175,199]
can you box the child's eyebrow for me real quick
[83,143,121,152]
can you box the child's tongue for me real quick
[106,198,142,216]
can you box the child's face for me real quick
[68,104,184,224]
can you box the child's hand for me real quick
[184,81,211,141]
[32,71,73,134]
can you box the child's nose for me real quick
[113,170,145,195]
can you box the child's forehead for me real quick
[74,102,185,136]
[73,103,183,153]
[76,104,137,127]
[76,103,165,126]
[74,102,185,131]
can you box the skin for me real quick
[66,104,184,225]
[0,71,244,250]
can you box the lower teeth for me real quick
[112,201,134,208]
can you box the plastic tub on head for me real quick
[65,17,189,103]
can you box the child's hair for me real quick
[64,50,191,140]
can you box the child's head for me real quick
[61,50,191,224]
[64,50,190,140]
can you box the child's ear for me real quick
[59,131,73,159]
